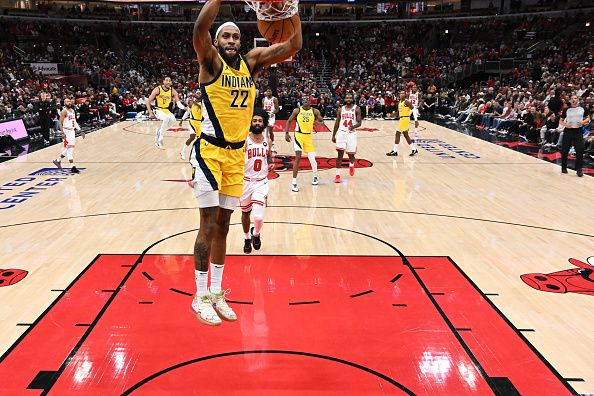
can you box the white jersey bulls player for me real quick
[332,93,362,183]
[408,84,421,131]
[262,89,279,152]
[241,109,274,254]
[53,97,84,173]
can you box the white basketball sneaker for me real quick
[210,289,237,321]
[190,294,222,326]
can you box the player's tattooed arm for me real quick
[193,0,222,77]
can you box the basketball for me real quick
[257,14,299,44]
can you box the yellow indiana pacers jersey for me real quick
[200,54,256,143]
[155,86,172,109]
[398,100,411,117]
[189,102,202,136]
[296,107,315,133]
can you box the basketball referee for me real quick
[559,94,590,177]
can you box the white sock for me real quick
[307,152,317,175]
[209,263,224,294]
[292,178,297,185]
[245,232,251,239]
[411,143,417,151]
[335,168,340,176]
[393,144,399,152]
[349,162,354,168]
[195,269,209,297]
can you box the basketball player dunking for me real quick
[191,0,301,326]
[179,91,202,160]
[332,93,362,183]
[285,94,324,192]
[52,98,84,173]
[386,90,418,157]
[241,109,274,254]
[146,76,185,149]
[262,89,279,152]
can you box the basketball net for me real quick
[243,0,299,21]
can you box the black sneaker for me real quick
[243,238,252,254]
[71,166,80,174]
[577,169,583,177]
[386,150,398,156]
[561,168,568,174]
[251,227,261,250]
[409,149,418,156]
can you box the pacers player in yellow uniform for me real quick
[285,94,324,192]
[386,90,418,156]
[190,0,301,326]
[179,91,202,160]
[146,76,185,149]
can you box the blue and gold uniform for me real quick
[190,53,256,198]
[398,100,411,131]
[294,107,315,153]
[155,86,173,114]
[189,102,202,137]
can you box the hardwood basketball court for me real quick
[0,120,592,394]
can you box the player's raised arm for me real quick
[246,17,302,76]
[285,108,299,142]
[193,0,222,74]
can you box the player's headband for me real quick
[215,22,240,40]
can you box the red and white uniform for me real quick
[62,108,79,147]
[408,91,420,120]
[336,105,358,154]
[263,96,276,128]
[240,134,269,212]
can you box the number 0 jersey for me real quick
[244,134,269,180]
[201,53,256,144]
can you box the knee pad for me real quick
[251,201,266,220]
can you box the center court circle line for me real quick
[1,205,592,239]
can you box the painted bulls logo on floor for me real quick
[272,155,373,174]
[521,257,594,296]
[0,268,28,287]
[164,156,372,183]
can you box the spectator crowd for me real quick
[0,11,592,159]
